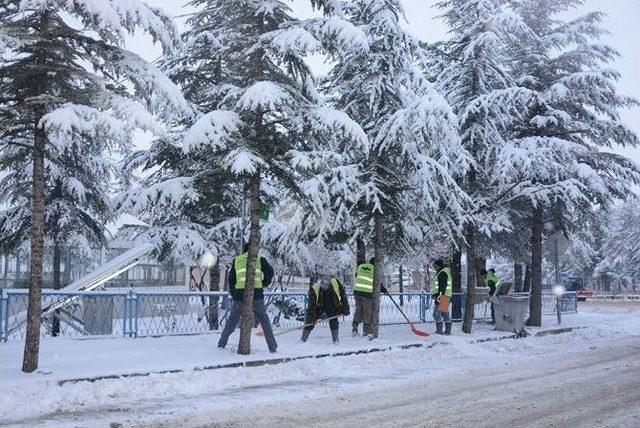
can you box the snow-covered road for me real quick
[241,335,640,428]
[1,301,638,427]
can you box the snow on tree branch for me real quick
[181,110,241,153]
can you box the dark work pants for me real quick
[218,300,277,352]
[352,295,373,334]
[306,314,339,332]
[488,284,496,322]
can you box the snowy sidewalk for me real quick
[1,301,638,427]
[0,313,574,388]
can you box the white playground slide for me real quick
[7,244,155,335]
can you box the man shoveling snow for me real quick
[301,271,350,344]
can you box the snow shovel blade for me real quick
[410,324,429,337]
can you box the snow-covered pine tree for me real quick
[130,0,367,355]
[556,205,606,285]
[595,199,640,289]
[325,0,471,337]
[0,0,190,372]
[436,0,534,333]
[0,135,112,304]
[490,199,532,292]
[501,0,639,325]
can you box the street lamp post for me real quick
[553,284,565,324]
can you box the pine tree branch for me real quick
[0,141,34,150]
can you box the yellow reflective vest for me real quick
[431,267,453,297]
[233,252,264,289]
[354,263,374,294]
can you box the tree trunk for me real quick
[52,240,61,336]
[371,213,384,338]
[398,264,404,306]
[62,249,72,286]
[237,173,262,355]
[356,238,366,265]
[451,250,462,320]
[514,263,523,292]
[476,257,486,287]
[523,264,531,292]
[22,120,46,373]
[209,260,220,330]
[16,254,21,282]
[527,206,543,327]
[2,255,8,288]
[462,225,477,333]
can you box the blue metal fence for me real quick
[0,289,577,342]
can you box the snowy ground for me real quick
[1,300,639,427]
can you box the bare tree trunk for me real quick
[527,206,543,327]
[356,238,366,265]
[16,253,21,283]
[52,240,61,336]
[209,260,220,330]
[476,257,486,285]
[62,249,72,285]
[22,120,46,373]
[451,250,462,320]
[398,264,404,306]
[514,263,523,292]
[462,225,477,333]
[371,213,384,338]
[2,255,8,288]
[523,264,531,292]
[238,173,262,355]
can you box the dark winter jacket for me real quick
[227,256,274,301]
[305,278,350,324]
[432,270,449,300]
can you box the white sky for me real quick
[127,0,640,165]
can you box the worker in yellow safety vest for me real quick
[481,268,501,324]
[352,258,376,337]
[218,243,277,352]
[431,259,453,335]
[301,272,350,344]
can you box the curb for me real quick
[57,326,584,386]
[471,326,585,343]
[57,342,441,386]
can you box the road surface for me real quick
[234,336,639,428]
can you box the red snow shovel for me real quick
[384,290,429,337]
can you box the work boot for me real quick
[331,329,339,344]
[301,328,311,342]
[444,323,452,336]
[435,322,443,335]
[363,324,371,336]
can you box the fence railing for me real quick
[0,289,577,342]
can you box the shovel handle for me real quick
[384,290,414,326]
